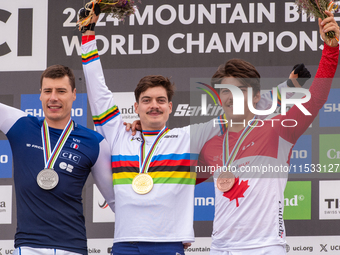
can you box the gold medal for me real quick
[135,127,169,195]
[132,173,153,195]
[37,169,59,190]
[217,171,235,192]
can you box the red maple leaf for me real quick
[223,177,249,207]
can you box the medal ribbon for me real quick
[139,126,170,174]
[223,118,259,168]
[41,118,74,169]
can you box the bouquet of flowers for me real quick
[295,0,339,40]
[77,0,140,31]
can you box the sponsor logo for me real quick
[194,182,215,221]
[0,248,14,255]
[195,197,214,206]
[88,248,101,253]
[283,181,311,220]
[92,184,115,223]
[319,181,340,220]
[236,161,250,169]
[120,105,135,114]
[242,142,254,150]
[326,149,340,159]
[59,162,74,173]
[0,201,6,213]
[21,94,88,127]
[164,135,178,139]
[60,151,81,164]
[320,244,328,252]
[0,0,48,71]
[184,247,210,253]
[290,135,312,173]
[330,245,340,251]
[131,137,142,142]
[73,138,81,143]
[320,89,340,127]
[27,144,43,150]
[0,186,12,223]
[173,103,223,117]
[112,92,139,120]
[0,141,12,178]
[98,199,109,209]
[292,246,313,252]
[278,201,284,237]
[319,134,340,173]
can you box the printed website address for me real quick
[195,164,340,175]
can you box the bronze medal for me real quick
[217,171,235,192]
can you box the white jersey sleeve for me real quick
[82,39,127,145]
[181,118,222,153]
[0,103,26,134]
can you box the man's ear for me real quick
[134,102,139,114]
[73,88,77,101]
[253,91,261,105]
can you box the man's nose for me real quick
[150,99,159,108]
[49,90,58,101]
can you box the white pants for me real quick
[210,245,286,255]
[13,247,82,255]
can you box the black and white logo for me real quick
[0,0,47,71]
[320,244,328,252]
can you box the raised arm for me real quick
[256,63,311,119]
[279,11,339,143]
[81,14,127,142]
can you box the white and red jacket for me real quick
[198,44,339,251]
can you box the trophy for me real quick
[295,0,340,41]
[78,0,140,31]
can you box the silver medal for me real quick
[37,169,59,190]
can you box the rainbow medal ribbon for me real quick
[132,126,170,195]
[216,118,259,192]
[37,119,74,190]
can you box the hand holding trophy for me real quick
[77,0,140,32]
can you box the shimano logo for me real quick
[324,103,340,112]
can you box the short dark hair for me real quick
[211,59,261,95]
[134,75,175,102]
[40,65,76,91]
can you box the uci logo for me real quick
[0,0,47,71]
[131,137,142,142]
